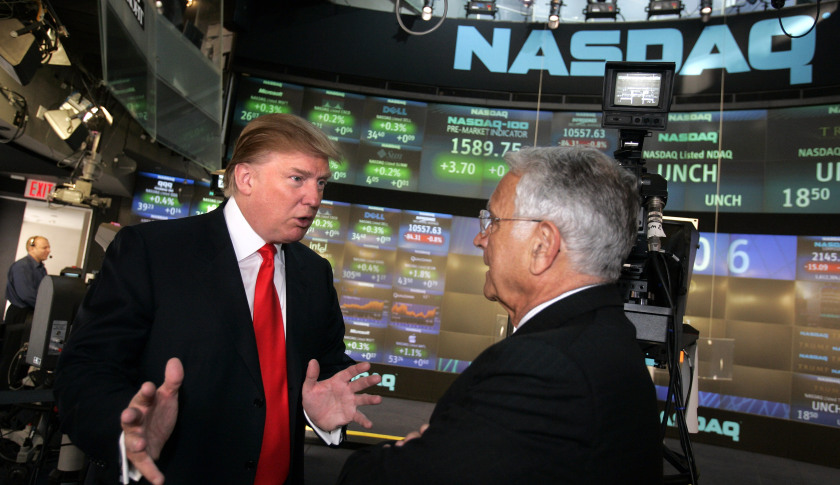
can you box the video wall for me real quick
[226,77,552,200]
[674,232,840,429]
[226,74,840,215]
[301,201,505,373]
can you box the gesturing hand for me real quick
[301,360,382,432]
[120,357,184,485]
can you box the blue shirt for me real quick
[5,254,47,309]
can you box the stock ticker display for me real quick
[130,172,224,222]
[685,233,840,429]
[228,75,840,214]
[304,201,504,373]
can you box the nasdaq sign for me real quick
[453,15,816,85]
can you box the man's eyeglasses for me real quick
[478,209,544,236]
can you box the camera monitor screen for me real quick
[602,62,675,131]
[613,72,662,108]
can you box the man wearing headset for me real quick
[4,235,51,325]
[2,235,51,388]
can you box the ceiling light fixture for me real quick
[646,0,684,19]
[548,0,563,29]
[699,0,713,22]
[465,0,498,18]
[583,0,619,21]
[422,0,435,20]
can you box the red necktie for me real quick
[253,243,290,484]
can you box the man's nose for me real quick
[473,231,486,249]
[302,181,322,206]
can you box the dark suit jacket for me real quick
[53,205,353,484]
[338,284,662,485]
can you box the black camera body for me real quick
[602,61,699,483]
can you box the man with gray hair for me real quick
[338,146,662,484]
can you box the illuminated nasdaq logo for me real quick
[453,16,816,85]
[662,412,741,442]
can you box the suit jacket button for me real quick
[254,397,265,407]
[246,460,258,470]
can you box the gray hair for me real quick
[505,146,640,281]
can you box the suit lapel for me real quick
[282,244,308,408]
[198,208,264,391]
[282,243,311,446]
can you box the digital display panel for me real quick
[302,88,365,142]
[792,327,840,378]
[302,202,503,373]
[346,204,400,249]
[129,172,226,223]
[613,72,662,107]
[307,200,350,240]
[795,237,840,283]
[692,233,797,280]
[355,142,422,191]
[644,110,769,213]
[130,171,195,220]
[790,374,840,427]
[675,229,840,431]
[226,77,305,159]
[551,112,616,152]
[361,97,427,148]
[418,104,552,199]
[353,97,429,191]
[224,74,840,215]
[189,182,225,217]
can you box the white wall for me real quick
[14,201,91,277]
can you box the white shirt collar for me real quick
[224,196,281,261]
[513,284,600,332]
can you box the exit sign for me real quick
[25,179,56,200]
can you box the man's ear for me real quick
[529,221,562,275]
[234,163,254,195]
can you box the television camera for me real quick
[602,61,699,484]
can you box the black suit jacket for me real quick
[53,205,353,484]
[338,284,662,485]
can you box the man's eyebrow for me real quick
[288,167,326,177]
[289,167,311,176]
